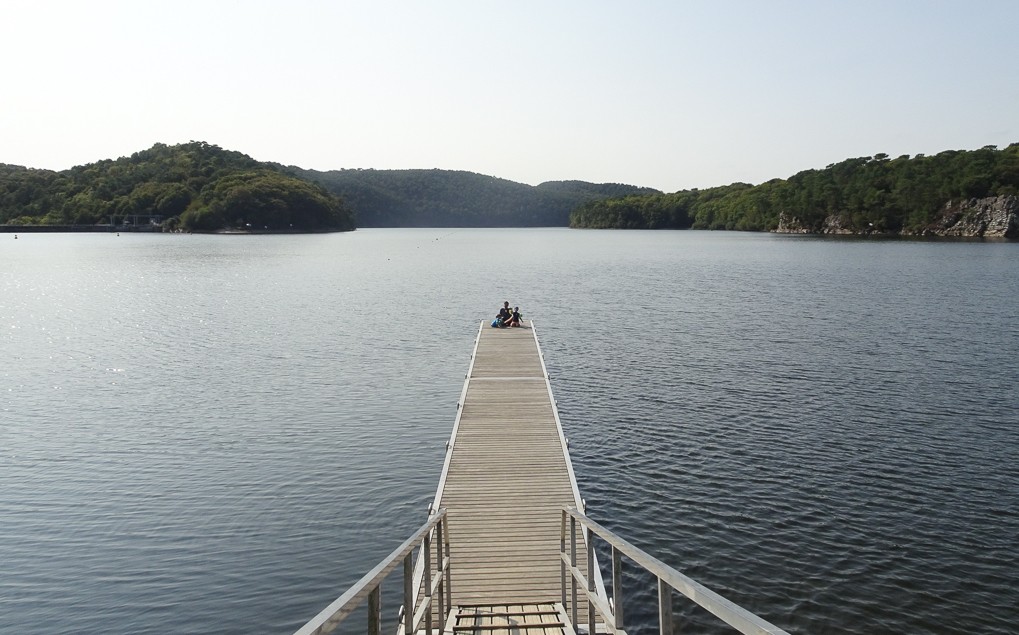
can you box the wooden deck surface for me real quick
[432,321,591,615]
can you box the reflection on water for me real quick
[2,230,1016,634]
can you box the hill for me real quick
[289,167,659,227]
[569,144,1019,237]
[0,142,355,232]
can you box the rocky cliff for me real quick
[908,195,1018,238]
[776,195,1018,238]
[774,212,893,236]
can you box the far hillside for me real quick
[1,142,355,233]
[569,144,1019,237]
[289,167,659,227]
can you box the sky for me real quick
[1,0,1017,193]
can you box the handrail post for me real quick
[437,519,446,625]
[560,509,567,608]
[403,552,413,635]
[424,530,433,635]
[443,517,452,616]
[586,531,595,635]
[368,585,381,635]
[570,514,578,628]
[612,545,624,631]
[658,577,673,635]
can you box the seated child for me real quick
[505,307,522,327]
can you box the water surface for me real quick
[2,229,1016,634]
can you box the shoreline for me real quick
[0,225,353,234]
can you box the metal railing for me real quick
[561,506,792,635]
[294,509,451,635]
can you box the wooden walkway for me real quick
[430,321,593,622]
[294,321,793,635]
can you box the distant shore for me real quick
[1,225,350,234]
[0,225,156,233]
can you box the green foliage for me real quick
[570,143,1019,231]
[0,142,355,232]
[289,168,660,227]
[9,141,1016,233]
[188,170,354,231]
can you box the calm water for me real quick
[1,229,1016,635]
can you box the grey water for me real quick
[1,229,1016,635]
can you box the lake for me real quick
[1,229,1016,634]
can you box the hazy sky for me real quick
[2,1,1016,192]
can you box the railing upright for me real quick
[368,586,381,635]
[612,546,624,631]
[442,520,452,616]
[560,512,568,608]
[424,529,433,635]
[570,514,579,627]
[402,553,413,635]
[658,577,673,635]
[587,534,596,635]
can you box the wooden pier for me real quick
[429,321,593,630]
[294,321,793,635]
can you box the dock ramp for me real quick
[293,322,793,635]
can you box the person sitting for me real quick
[496,301,512,327]
[505,307,522,327]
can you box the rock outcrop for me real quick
[775,212,891,236]
[909,195,1018,238]
[776,195,1018,238]
[775,212,813,234]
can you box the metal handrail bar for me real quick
[293,509,450,635]
[561,507,792,635]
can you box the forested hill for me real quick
[570,144,1019,236]
[0,142,355,232]
[289,167,659,226]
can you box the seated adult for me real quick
[497,301,512,327]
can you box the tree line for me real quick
[289,167,659,227]
[569,144,1019,232]
[0,142,355,232]
[8,141,1014,233]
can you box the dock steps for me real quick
[443,604,575,635]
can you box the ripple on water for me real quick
[2,231,1017,635]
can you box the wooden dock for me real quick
[295,321,794,635]
[430,321,594,630]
